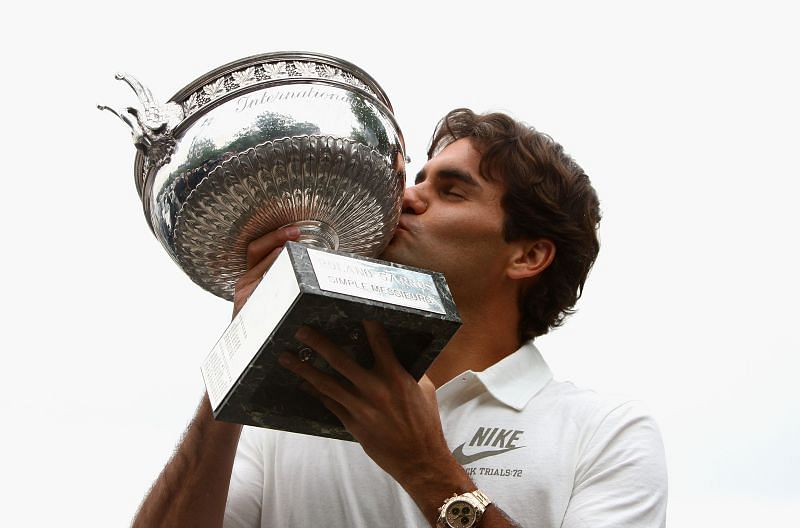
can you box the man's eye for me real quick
[442,188,465,199]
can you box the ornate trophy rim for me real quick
[169,51,394,117]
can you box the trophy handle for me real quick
[112,73,167,129]
[99,73,184,184]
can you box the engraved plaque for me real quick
[307,248,446,314]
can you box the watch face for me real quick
[444,500,476,527]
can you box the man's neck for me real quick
[424,298,522,388]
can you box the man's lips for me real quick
[396,218,414,233]
[389,222,412,244]
[390,226,408,241]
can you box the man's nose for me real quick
[402,185,427,215]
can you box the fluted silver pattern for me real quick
[173,136,402,299]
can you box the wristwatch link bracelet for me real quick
[437,489,492,527]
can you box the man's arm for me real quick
[132,397,242,528]
[131,227,301,527]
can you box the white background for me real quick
[2,1,798,526]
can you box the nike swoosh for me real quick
[452,443,523,465]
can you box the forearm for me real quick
[132,395,242,528]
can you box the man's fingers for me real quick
[246,226,300,269]
[293,326,371,387]
[362,320,400,373]
[279,352,362,410]
[244,246,283,282]
[232,246,283,318]
[234,226,302,316]
[298,382,353,427]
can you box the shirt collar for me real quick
[472,341,553,411]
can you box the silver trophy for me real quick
[102,52,460,440]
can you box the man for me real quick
[132,109,667,527]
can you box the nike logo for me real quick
[452,443,523,465]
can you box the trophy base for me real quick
[201,242,461,441]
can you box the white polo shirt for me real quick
[224,342,667,527]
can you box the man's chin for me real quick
[378,244,400,263]
[379,242,412,266]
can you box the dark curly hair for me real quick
[428,108,602,341]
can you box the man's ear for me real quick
[506,239,556,280]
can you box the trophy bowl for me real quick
[102,51,406,300]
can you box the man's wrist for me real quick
[396,455,475,526]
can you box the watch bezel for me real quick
[437,491,489,528]
[443,499,477,527]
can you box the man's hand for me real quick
[278,321,474,524]
[232,226,300,318]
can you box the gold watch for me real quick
[437,489,492,527]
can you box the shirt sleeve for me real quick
[223,426,267,528]
[562,401,668,528]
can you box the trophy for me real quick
[101,52,461,440]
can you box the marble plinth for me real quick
[201,241,461,440]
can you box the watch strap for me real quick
[468,489,491,509]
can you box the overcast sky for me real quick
[2,1,798,526]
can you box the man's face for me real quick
[381,138,515,305]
